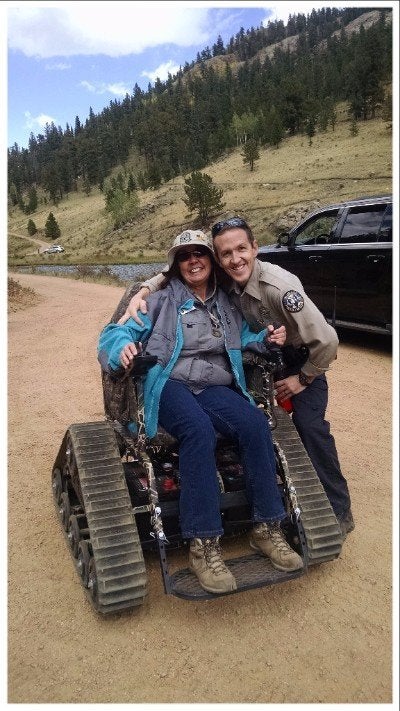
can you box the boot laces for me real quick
[203,538,229,574]
[260,522,292,554]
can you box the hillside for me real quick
[8,104,392,267]
[199,10,387,79]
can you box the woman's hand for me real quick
[266,323,286,346]
[120,342,141,369]
[117,288,150,326]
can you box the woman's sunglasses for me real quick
[176,246,210,263]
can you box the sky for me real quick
[4,0,390,152]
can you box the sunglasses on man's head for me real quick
[176,246,210,263]
[211,217,249,239]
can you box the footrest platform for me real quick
[169,552,305,600]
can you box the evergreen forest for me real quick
[8,7,392,210]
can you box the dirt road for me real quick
[7,273,393,704]
[8,230,52,253]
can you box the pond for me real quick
[14,262,166,284]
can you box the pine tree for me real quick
[381,92,392,125]
[241,138,260,171]
[212,35,225,57]
[305,115,317,145]
[330,108,337,132]
[349,118,359,136]
[9,182,19,207]
[127,172,136,194]
[266,109,284,148]
[26,186,38,213]
[27,219,37,235]
[83,177,91,195]
[45,212,61,240]
[147,163,162,190]
[182,171,225,223]
[42,163,62,204]
[137,171,148,191]
[74,116,82,135]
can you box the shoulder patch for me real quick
[282,290,304,313]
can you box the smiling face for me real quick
[213,228,258,287]
[176,247,213,293]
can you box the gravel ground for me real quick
[7,273,394,704]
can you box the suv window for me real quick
[294,210,339,245]
[378,204,392,241]
[336,205,387,244]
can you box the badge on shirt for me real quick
[282,290,305,313]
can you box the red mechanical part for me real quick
[162,476,177,491]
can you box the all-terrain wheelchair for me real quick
[52,283,343,615]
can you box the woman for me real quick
[98,230,303,594]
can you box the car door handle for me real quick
[308,256,322,262]
[368,255,385,264]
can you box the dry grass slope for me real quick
[8,109,392,266]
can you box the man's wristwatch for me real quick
[298,371,313,386]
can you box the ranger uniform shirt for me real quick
[229,259,338,378]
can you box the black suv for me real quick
[258,195,392,335]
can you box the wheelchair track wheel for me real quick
[52,421,148,614]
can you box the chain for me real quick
[274,441,301,521]
[135,377,169,543]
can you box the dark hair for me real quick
[211,216,255,244]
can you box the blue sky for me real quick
[4,0,353,151]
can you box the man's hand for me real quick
[120,342,141,369]
[117,288,150,326]
[275,373,311,400]
[266,323,286,346]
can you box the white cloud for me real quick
[79,80,131,97]
[141,60,181,83]
[107,82,131,97]
[8,3,211,58]
[80,80,97,93]
[45,61,71,71]
[24,110,58,132]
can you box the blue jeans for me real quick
[291,374,351,518]
[158,380,286,539]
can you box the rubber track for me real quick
[272,407,343,564]
[68,421,147,614]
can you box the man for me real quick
[119,217,354,538]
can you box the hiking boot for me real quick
[189,537,237,594]
[337,509,355,539]
[249,522,303,572]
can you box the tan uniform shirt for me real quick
[141,259,338,378]
[229,259,338,378]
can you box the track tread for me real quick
[65,421,147,613]
[272,407,342,564]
